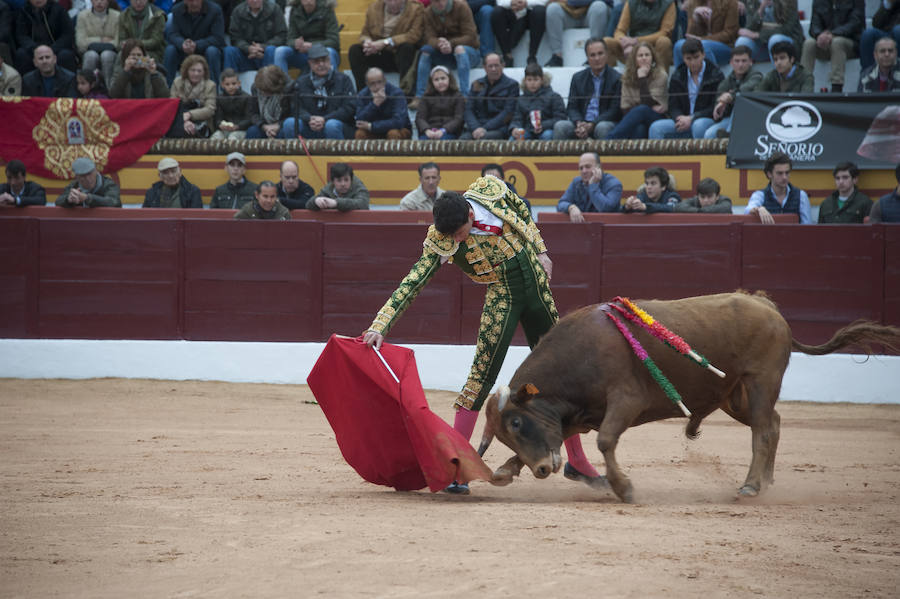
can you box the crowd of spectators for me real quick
[1,0,898,142]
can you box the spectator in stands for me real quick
[118,0,167,64]
[75,0,119,89]
[21,45,77,97]
[648,37,723,140]
[235,180,292,220]
[415,0,480,100]
[55,157,122,208]
[605,40,667,139]
[858,36,900,91]
[481,163,531,211]
[757,40,814,91]
[467,0,495,60]
[799,0,864,93]
[143,157,203,208]
[735,0,803,63]
[461,53,519,140]
[163,0,225,86]
[870,163,900,223]
[354,67,412,139]
[307,162,371,211]
[704,45,762,139]
[491,0,546,67]
[674,176,733,212]
[674,0,739,67]
[0,160,46,207]
[0,0,12,66]
[818,161,872,223]
[603,0,676,69]
[0,53,23,96]
[416,65,465,139]
[276,160,315,209]
[168,54,216,137]
[246,64,290,139]
[556,151,623,221]
[510,62,566,140]
[544,0,611,67]
[554,38,622,140]
[108,38,169,97]
[15,0,77,74]
[745,151,811,224]
[349,0,424,95]
[275,0,341,76]
[859,0,900,71]
[400,161,445,210]
[75,68,109,98]
[211,68,252,139]
[210,152,256,209]
[622,165,681,213]
[281,44,356,140]
[224,0,286,75]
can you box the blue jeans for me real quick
[605,105,665,139]
[510,129,554,140]
[475,4,495,55]
[163,44,222,85]
[703,116,732,139]
[223,45,277,73]
[281,117,349,139]
[246,123,283,138]
[734,34,794,63]
[648,116,715,139]
[273,45,340,76]
[860,26,900,69]
[416,45,481,97]
[673,39,733,67]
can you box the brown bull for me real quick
[478,291,900,503]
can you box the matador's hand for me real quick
[537,252,552,280]
[363,330,384,349]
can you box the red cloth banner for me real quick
[0,96,179,179]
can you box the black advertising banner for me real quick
[726,93,900,170]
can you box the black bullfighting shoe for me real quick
[564,462,610,491]
[443,481,470,495]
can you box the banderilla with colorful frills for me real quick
[601,297,727,418]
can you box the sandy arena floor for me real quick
[1,378,898,598]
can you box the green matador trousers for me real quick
[458,248,558,411]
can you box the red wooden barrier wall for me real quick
[1,214,897,348]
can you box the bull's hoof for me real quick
[564,462,610,491]
[738,484,759,497]
[443,481,470,495]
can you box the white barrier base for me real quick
[1,339,897,404]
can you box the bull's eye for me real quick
[510,416,522,433]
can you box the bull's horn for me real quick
[476,433,493,457]
[497,385,510,412]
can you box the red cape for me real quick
[307,335,493,492]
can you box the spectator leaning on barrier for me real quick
[622,165,682,213]
[704,45,761,139]
[544,0,612,67]
[603,0,676,70]
[461,53,519,140]
[210,152,257,209]
[55,157,122,208]
[234,180,292,220]
[673,176,733,213]
[282,43,357,139]
[0,160,47,207]
[745,151,811,224]
[224,0,287,75]
[21,45,77,97]
[163,0,226,86]
[415,0,480,100]
[757,40,814,92]
[108,38,169,98]
[800,0,864,93]
[870,164,900,224]
[556,151,624,222]
[400,161,445,210]
[674,0,739,68]
[75,0,120,89]
[118,0,167,64]
[817,161,872,224]
[0,53,22,96]
[276,160,315,210]
[143,157,203,208]
[857,37,900,92]
[308,162,370,211]
[349,0,424,95]
[354,67,412,139]
[211,68,253,140]
[15,0,77,74]
[554,37,622,140]
[509,62,566,140]
[859,0,900,71]
[275,0,342,76]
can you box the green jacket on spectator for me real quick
[287,0,341,52]
[229,0,287,56]
[234,198,292,220]
[55,175,121,207]
[758,65,814,92]
[673,194,733,213]
[118,3,167,63]
[210,177,257,209]
[817,189,873,224]
[308,175,370,211]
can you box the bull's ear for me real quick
[513,383,540,404]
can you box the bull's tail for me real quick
[791,321,900,356]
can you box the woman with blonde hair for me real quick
[605,41,668,139]
[415,65,465,140]
[169,54,216,138]
[246,65,292,139]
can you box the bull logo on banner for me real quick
[754,100,824,163]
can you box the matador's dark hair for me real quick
[433,191,470,235]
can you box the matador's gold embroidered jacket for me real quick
[368,176,548,337]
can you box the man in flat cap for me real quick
[210,151,257,210]
[143,157,203,208]
[55,157,121,207]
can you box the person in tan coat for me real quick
[75,0,120,87]
[673,0,738,67]
[348,0,424,93]
[605,40,668,139]
[603,0,676,69]
[414,0,480,98]
[168,54,216,137]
